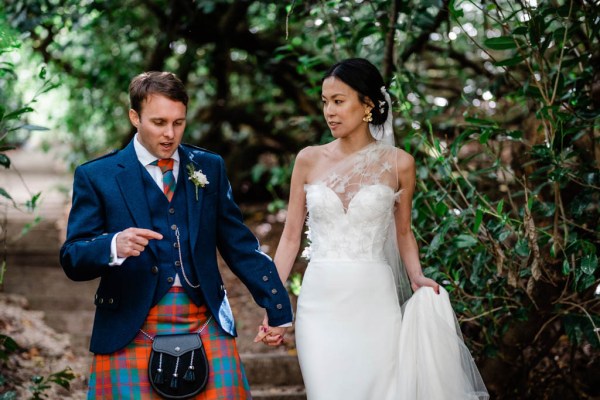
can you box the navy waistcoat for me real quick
[141,165,204,306]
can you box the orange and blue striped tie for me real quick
[151,158,176,202]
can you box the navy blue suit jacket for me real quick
[60,140,293,354]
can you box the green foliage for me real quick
[28,368,75,400]
[2,0,599,397]
[287,272,303,297]
[0,334,20,398]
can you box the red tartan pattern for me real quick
[88,287,251,399]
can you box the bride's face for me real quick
[321,77,371,140]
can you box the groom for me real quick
[60,71,292,398]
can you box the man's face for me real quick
[129,94,187,159]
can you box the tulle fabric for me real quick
[397,287,490,400]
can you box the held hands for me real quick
[253,315,287,347]
[116,228,163,258]
[410,274,440,294]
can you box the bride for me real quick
[256,58,489,400]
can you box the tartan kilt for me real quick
[88,287,251,399]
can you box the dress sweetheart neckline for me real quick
[304,183,399,214]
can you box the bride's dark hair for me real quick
[322,58,389,126]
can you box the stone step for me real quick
[241,353,303,387]
[250,385,307,400]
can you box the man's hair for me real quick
[129,71,189,115]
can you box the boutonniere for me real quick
[187,164,209,200]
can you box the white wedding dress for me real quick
[295,142,489,400]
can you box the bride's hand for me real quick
[410,275,440,294]
[253,314,286,346]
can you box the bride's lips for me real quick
[328,122,340,130]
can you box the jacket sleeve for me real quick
[213,157,293,326]
[60,165,115,281]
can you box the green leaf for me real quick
[0,390,17,400]
[580,254,598,275]
[472,208,483,233]
[496,199,504,214]
[465,117,498,127]
[20,124,50,131]
[562,259,570,275]
[0,154,10,168]
[448,0,464,18]
[3,107,34,121]
[479,129,492,144]
[493,54,525,67]
[455,234,478,248]
[25,192,42,212]
[435,201,448,217]
[512,26,529,35]
[0,188,14,204]
[515,238,530,257]
[48,368,75,390]
[484,36,518,50]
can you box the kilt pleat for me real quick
[88,287,251,399]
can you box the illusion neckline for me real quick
[305,183,398,214]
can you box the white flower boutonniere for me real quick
[187,164,209,200]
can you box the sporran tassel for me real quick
[170,355,181,389]
[153,368,164,385]
[184,365,195,382]
[170,373,179,389]
[184,350,196,382]
[154,353,165,384]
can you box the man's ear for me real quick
[128,109,140,128]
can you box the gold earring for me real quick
[362,109,373,123]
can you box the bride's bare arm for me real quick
[273,147,313,283]
[394,150,439,292]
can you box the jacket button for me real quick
[99,298,104,304]
[262,276,269,282]
[167,277,174,283]
[108,298,114,304]
[276,304,283,310]
[174,261,181,267]
[173,242,179,248]
[151,266,159,274]
[271,288,278,294]
[169,208,175,214]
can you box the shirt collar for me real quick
[133,133,181,166]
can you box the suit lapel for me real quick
[115,141,158,258]
[180,147,205,252]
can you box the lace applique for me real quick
[303,142,401,261]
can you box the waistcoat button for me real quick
[174,261,181,267]
[171,224,177,231]
[151,266,159,274]
[167,277,174,283]
[262,276,269,282]
[169,208,175,214]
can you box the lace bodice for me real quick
[302,141,402,261]
[304,184,397,261]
